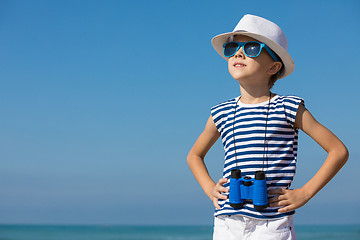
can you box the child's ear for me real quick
[268,62,282,75]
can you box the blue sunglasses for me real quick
[223,41,279,62]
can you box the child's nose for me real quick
[234,47,245,58]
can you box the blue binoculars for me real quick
[229,169,268,210]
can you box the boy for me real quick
[187,14,348,239]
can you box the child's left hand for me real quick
[268,188,311,213]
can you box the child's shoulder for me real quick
[276,94,303,101]
[274,94,304,106]
[210,96,239,112]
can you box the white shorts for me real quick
[213,215,296,240]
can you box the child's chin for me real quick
[231,73,249,81]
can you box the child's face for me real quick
[228,35,280,86]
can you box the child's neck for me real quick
[239,84,272,104]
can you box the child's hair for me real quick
[269,74,278,89]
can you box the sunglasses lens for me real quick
[244,42,261,57]
[224,42,239,57]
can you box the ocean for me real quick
[0,225,359,240]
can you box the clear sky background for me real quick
[0,0,359,226]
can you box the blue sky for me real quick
[0,0,359,225]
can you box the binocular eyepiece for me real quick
[229,169,268,211]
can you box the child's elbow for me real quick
[187,151,203,167]
[338,144,349,165]
[342,146,349,163]
[187,151,196,166]
[187,152,192,165]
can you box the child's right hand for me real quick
[211,178,229,210]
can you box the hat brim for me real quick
[211,31,294,79]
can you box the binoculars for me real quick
[229,169,268,210]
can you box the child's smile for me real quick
[233,61,247,68]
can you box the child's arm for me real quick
[187,116,228,209]
[268,104,349,213]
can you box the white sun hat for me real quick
[211,14,295,79]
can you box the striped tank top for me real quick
[210,94,304,219]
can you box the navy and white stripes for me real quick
[210,95,304,219]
